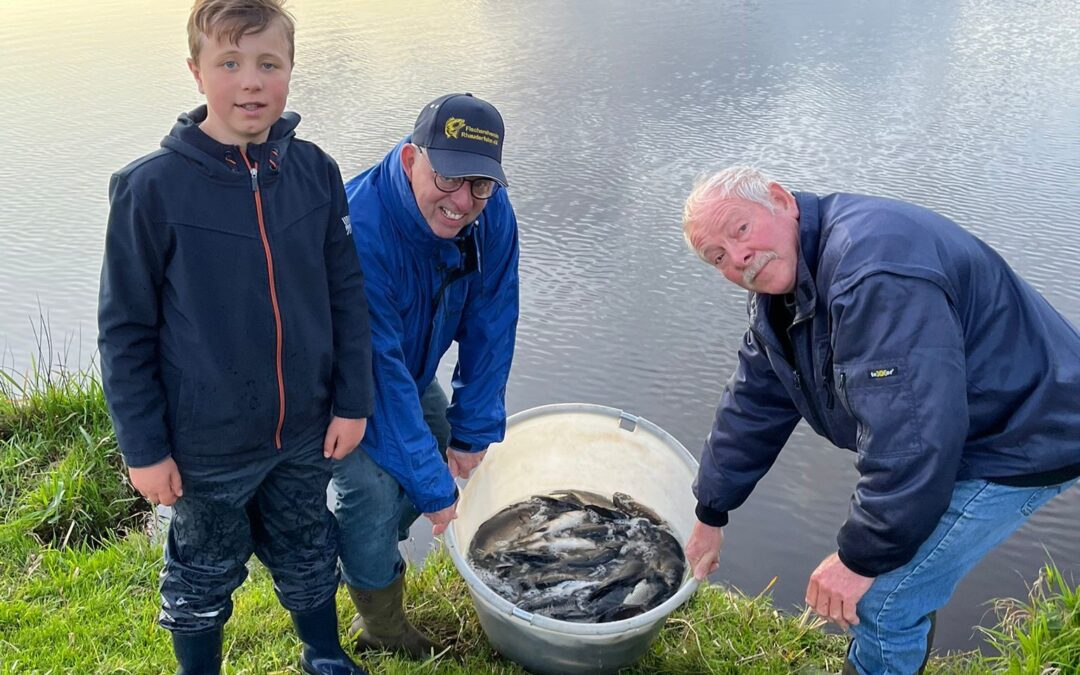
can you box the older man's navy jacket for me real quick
[693,192,1080,576]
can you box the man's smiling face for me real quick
[401,143,487,239]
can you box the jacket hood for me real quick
[160,105,300,182]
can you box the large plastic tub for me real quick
[445,403,701,675]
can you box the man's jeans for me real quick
[332,380,451,590]
[848,477,1077,674]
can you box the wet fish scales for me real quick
[468,490,687,623]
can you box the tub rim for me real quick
[445,402,702,636]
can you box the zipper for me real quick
[837,371,849,412]
[821,353,835,411]
[750,324,828,431]
[786,314,830,434]
[791,368,828,433]
[241,153,286,449]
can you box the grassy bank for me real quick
[1,369,1074,673]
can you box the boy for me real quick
[97,1,372,673]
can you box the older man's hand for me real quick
[806,552,874,631]
[685,520,724,580]
[447,448,486,479]
[425,500,459,536]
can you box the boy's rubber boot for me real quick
[842,610,937,675]
[291,597,368,675]
[172,627,223,675]
[346,570,440,658]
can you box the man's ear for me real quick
[400,143,417,180]
[768,182,798,217]
[187,58,205,95]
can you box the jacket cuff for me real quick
[415,486,460,514]
[695,502,729,527]
[122,448,173,469]
[837,548,880,578]
[333,401,374,420]
[449,437,489,453]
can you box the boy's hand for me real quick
[128,457,183,506]
[424,501,459,536]
[447,448,486,479]
[323,416,368,460]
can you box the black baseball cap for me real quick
[412,93,508,187]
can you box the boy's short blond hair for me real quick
[187,0,296,64]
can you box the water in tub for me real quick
[468,490,686,623]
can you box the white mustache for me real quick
[743,251,777,286]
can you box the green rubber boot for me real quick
[345,571,440,659]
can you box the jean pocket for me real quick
[1020,485,1061,517]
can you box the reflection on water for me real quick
[2,0,1078,652]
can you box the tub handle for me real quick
[619,411,639,432]
[510,606,534,623]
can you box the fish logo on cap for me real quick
[444,117,466,139]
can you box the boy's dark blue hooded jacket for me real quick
[693,192,1080,577]
[99,106,374,468]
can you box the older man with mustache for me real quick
[681,166,1080,674]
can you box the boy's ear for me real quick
[187,58,206,95]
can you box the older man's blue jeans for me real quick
[847,477,1077,675]
[332,380,451,590]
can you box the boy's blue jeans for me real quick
[847,477,1077,674]
[332,380,451,589]
[161,431,340,634]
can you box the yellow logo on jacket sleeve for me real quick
[445,117,466,139]
[869,367,897,379]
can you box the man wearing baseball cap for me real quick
[331,93,519,657]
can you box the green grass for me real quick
[0,367,1073,673]
[977,562,1080,674]
[0,364,142,555]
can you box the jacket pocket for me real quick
[175,374,196,432]
[161,364,196,434]
[277,198,331,232]
[172,217,258,239]
[835,358,922,457]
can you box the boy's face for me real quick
[187,19,292,151]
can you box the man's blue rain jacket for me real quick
[345,139,519,514]
[694,192,1080,577]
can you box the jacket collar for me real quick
[749,191,822,331]
[791,191,821,321]
[160,105,298,182]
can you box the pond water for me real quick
[3,0,1078,653]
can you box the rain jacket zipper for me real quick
[241,153,286,449]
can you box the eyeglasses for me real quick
[416,146,499,200]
